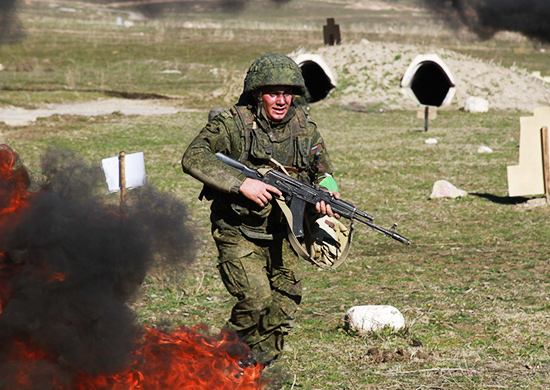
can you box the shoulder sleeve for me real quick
[181,112,246,194]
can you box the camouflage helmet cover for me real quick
[243,53,306,95]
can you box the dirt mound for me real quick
[295,40,550,112]
[366,346,436,364]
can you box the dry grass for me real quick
[1,1,550,389]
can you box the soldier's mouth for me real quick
[272,106,288,115]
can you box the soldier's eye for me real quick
[268,92,292,99]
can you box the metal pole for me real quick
[424,106,429,132]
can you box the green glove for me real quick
[319,175,339,192]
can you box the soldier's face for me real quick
[259,86,293,121]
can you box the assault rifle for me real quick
[215,153,411,245]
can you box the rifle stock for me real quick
[215,153,411,245]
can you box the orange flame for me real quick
[74,326,266,390]
[0,145,31,219]
[0,146,33,316]
[7,326,266,389]
[43,269,66,283]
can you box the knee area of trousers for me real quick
[239,293,273,313]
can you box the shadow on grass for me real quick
[470,192,532,205]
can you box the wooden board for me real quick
[507,106,550,197]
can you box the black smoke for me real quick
[0,0,25,45]
[119,0,294,17]
[0,144,194,388]
[80,0,294,17]
[0,0,295,39]
[421,0,550,42]
[0,0,298,39]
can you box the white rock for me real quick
[464,96,489,113]
[345,305,405,333]
[430,179,467,199]
[425,138,438,144]
[531,71,550,83]
[477,145,493,153]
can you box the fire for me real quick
[43,269,66,283]
[0,145,31,217]
[0,145,31,316]
[0,145,266,390]
[6,326,265,390]
[74,326,265,390]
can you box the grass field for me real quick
[1,1,550,389]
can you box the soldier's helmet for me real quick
[243,53,306,95]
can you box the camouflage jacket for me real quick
[182,103,334,240]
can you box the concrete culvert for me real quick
[300,60,334,103]
[411,62,452,106]
[293,53,337,103]
[401,54,456,107]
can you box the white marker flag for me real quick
[101,152,146,193]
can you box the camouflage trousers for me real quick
[212,224,302,365]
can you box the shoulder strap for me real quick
[294,105,309,134]
[229,105,251,161]
[230,105,255,161]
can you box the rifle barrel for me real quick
[353,216,411,245]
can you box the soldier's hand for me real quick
[239,178,282,207]
[316,191,341,218]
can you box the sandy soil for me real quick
[0,98,197,127]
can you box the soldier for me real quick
[182,53,339,366]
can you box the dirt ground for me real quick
[0,98,199,127]
[1,39,549,127]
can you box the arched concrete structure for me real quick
[401,54,456,107]
[293,53,337,103]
